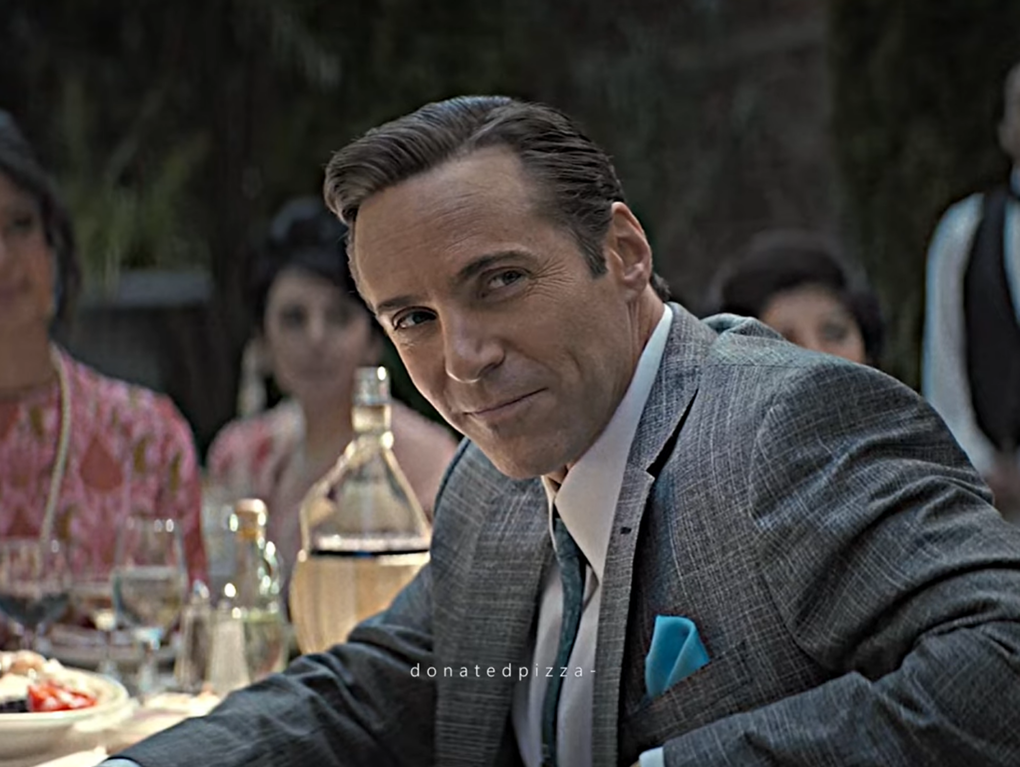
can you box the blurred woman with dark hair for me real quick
[711,229,884,366]
[0,111,205,582]
[206,198,458,587]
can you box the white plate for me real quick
[0,668,130,759]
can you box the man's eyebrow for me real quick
[453,250,532,283]
[373,293,420,317]
[372,250,533,317]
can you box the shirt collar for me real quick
[542,306,673,583]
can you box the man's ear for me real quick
[604,201,653,295]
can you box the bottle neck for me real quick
[234,532,265,580]
[231,529,279,607]
[351,402,393,443]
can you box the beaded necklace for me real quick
[38,344,72,543]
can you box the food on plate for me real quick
[0,650,98,713]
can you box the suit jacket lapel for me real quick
[437,478,552,766]
[591,304,718,767]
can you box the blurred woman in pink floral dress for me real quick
[0,111,206,591]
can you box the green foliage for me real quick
[55,78,210,290]
[829,0,1020,386]
[0,0,850,444]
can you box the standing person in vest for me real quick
[923,60,1020,521]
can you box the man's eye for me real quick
[393,309,435,331]
[485,270,525,292]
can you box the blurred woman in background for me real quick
[0,111,205,581]
[207,198,459,585]
[710,229,884,366]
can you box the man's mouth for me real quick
[463,390,544,423]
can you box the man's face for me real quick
[352,148,654,479]
[999,67,1020,164]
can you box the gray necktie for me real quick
[541,513,586,767]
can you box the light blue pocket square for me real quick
[644,615,710,699]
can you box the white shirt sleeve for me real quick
[921,194,998,475]
[639,746,666,766]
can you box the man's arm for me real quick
[664,361,1020,764]
[115,565,436,767]
[922,195,997,475]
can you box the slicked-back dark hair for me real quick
[323,95,670,300]
[0,111,79,325]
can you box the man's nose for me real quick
[442,314,503,384]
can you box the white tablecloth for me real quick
[8,693,219,767]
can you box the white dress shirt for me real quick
[512,306,672,767]
[922,167,1020,475]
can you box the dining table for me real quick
[7,691,220,767]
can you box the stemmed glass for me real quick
[112,515,189,699]
[0,538,71,651]
[68,543,120,679]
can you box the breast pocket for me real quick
[619,639,752,758]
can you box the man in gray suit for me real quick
[113,96,1020,766]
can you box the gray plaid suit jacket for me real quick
[121,303,1020,766]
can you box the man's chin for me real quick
[473,439,566,481]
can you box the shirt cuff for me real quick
[639,746,666,767]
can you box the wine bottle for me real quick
[289,366,432,653]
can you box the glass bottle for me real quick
[219,499,288,683]
[289,366,432,653]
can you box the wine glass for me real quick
[112,515,188,699]
[0,538,71,651]
[67,542,120,679]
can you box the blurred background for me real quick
[2,0,1018,457]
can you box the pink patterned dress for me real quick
[0,347,206,583]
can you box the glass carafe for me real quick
[219,499,288,683]
[289,366,432,653]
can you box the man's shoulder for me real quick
[661,304,805,379]
[932,191,984,241]
[680,314,909,409]
[695,313,818,373]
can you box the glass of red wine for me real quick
[0,538,71,651]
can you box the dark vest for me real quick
[963,185,1020,454]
